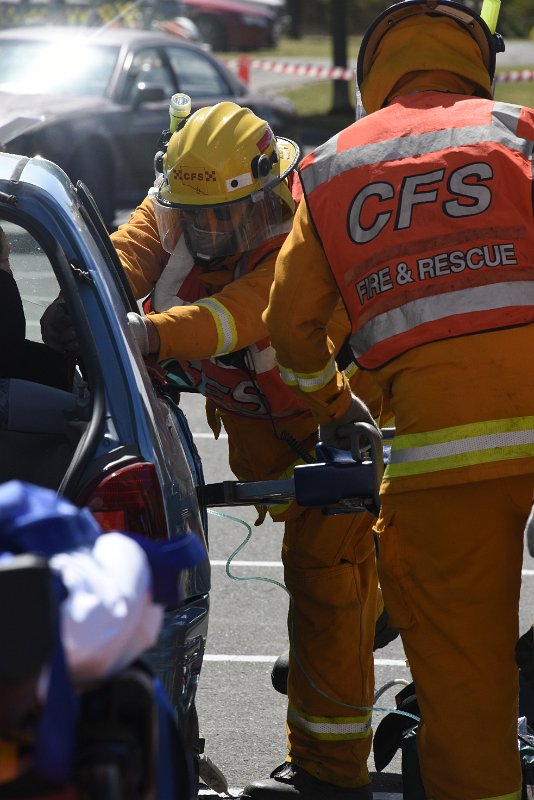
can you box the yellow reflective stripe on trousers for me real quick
[288,702,371,741]
[386,415,534,478]
[477,792,521,800]
[278,357,337,393]
[196,297,238,356]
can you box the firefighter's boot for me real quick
[241,763,372,800]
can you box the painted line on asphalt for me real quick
[211,560,282,567]
[373,795,403,800]
[203,655,407,667]
[199,790,402,799]
[204,655,278,662]
[212,560,534,577]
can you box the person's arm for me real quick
[264,200,355,426]
[110,196,166,300]
[139,252,278,361]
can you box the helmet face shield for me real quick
[179,202,247,260]
[149,186,183,254]
[150,185,292,259]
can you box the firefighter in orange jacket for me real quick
[261,3,534,799]
[114,103,385,798]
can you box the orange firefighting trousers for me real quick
[282,507,378,788]
[375,473,534,800]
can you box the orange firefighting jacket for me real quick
[300,92,534,369]
[112,196,385,506]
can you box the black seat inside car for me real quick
[0,271,83,488]
[0,270,73,391]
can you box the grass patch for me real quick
[282,80,351,115]
[494,75,534,106]
[222,34,363,60]
[280,80,355,133]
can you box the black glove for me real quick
[40,295,78,352]
[319,393,377,450]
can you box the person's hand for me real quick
[127,312,160,356]
[319,393,377,450]
[40,295,78,352]
[526,503,534,557]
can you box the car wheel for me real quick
[195,14,227,51]
[71,145,116,231]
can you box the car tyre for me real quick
[195,14,227,51]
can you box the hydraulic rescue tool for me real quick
[198,422,393,516]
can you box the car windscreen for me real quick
[0,39,120,96]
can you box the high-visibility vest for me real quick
[147,236,314,420]
[300,93,534,370]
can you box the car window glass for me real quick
[166,46,231,96]
[2,220,60,344]
[0,41,118,96]
[125,47,176,102]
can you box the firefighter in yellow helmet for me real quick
[113,102,389,798]
[261,2,534,798]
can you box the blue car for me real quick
[0,150,210,777]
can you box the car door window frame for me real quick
[76,182,138,314]
[120,45,178,105]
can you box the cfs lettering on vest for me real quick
[348,162,493,245]
[299,95,534,368]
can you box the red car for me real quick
[180,0,279,51]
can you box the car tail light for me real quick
[79,462,168,541]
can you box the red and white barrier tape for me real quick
[226,57,354,82]
[495,69,534,83]
[227,57,534,85]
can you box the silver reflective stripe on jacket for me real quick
[300,103,527,194]
[349,281,534,360]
